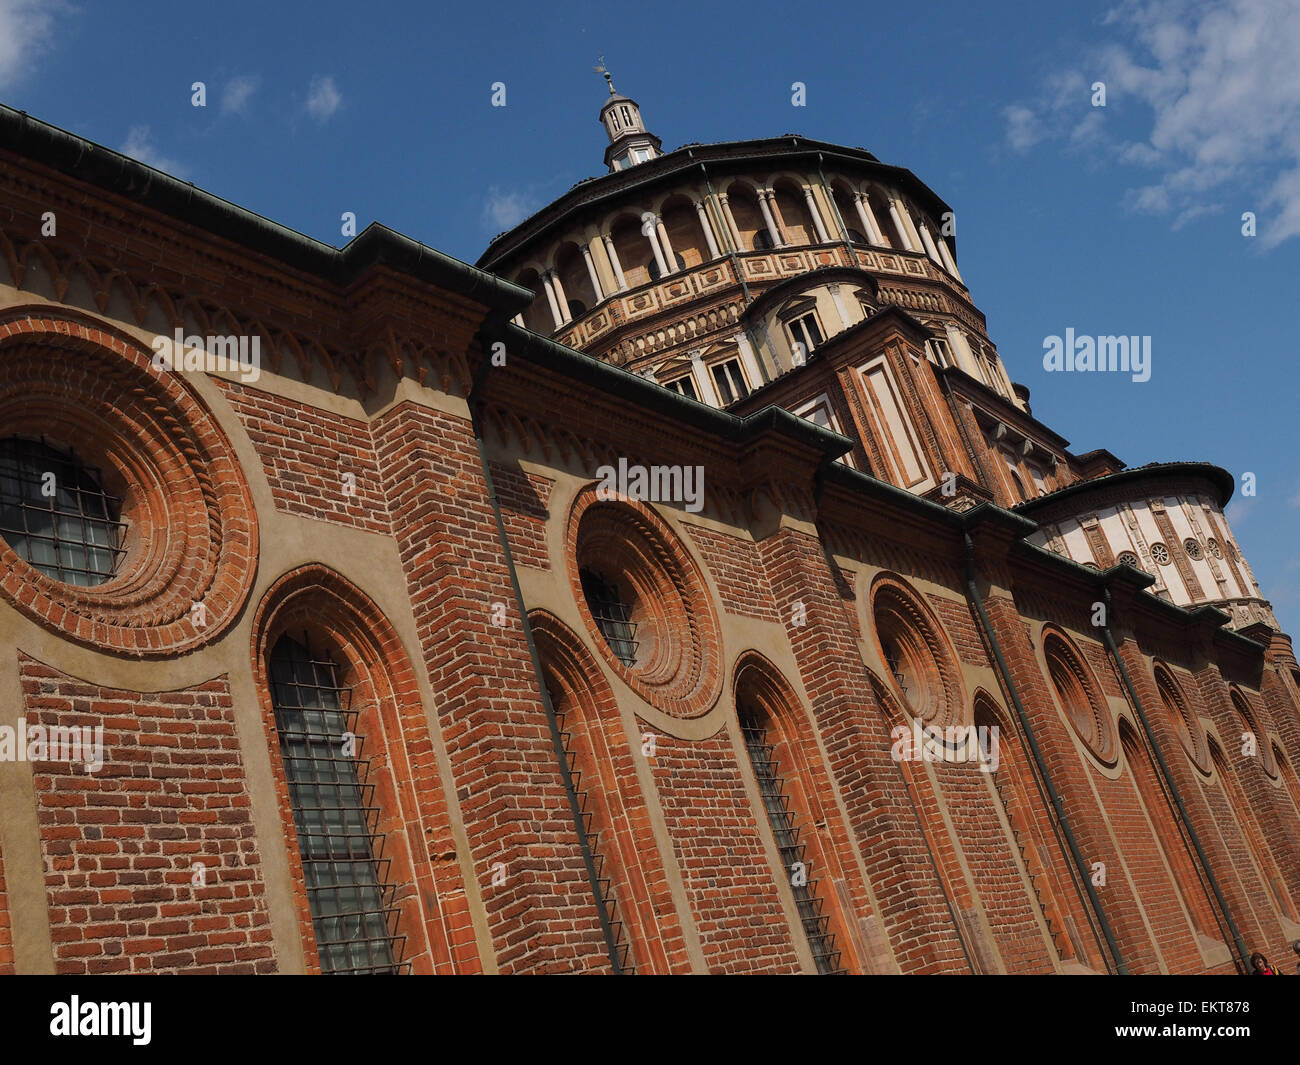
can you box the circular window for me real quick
[0,438,125,587]
[1044,633,1115,763]
[0,314,258,655]
[1184,538,1203,560]
[1116,551,1140,569]
[567,490,722,718]
[1207,537,1222,559]
[1149,542,1171,566]
[871,577,961,726]
[1155,668,1207,773]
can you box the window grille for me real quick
[739,705,844,974]
[579,568,639,667]
[0,436,126,586]
[882,640,910,701]
[269,633,406,974]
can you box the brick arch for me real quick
[0,308,257,655]
[1154,663,1210,773]
[733,651,865,974]
[972,692,1107,970]
[250,563,473,975]
[867,572,965,728]
[1042,629,1117,765]
[1229,687,1276,778]
[529,608,687,974]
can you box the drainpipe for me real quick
[962,531,1128,974]
[467,329,629,973]
[1098,585,1250,973]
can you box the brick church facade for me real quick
[0,86,1298,975]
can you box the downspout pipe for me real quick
[962,531,1129,974]
[1098,585,1250,973]
[467,329,629,974]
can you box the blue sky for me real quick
[2,0,1297,639]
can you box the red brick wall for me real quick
[0,845,13,974]
[759,525,971,973]
[642,719,800,973]
[684,524,780,623]
[932,759,1057,973]
[979,592,1163,972]
[927,593,986,666]
[372,400,609,973]
[217,380,388,533]
[20,655,276,974]
[490,461,554,571]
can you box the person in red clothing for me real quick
[1250,952,1278,974]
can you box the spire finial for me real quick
[594,55,615,95]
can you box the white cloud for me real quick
[482,186,540,232]
[119,126,188,180]
[1004,0,1300,246]
[221,74,260,115]
[1003,104,1043,151]
[0,0,58,89]
[306,75,342,123]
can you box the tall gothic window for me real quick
[269,633,403,973]
[739,701,843,974]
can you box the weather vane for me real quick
[593,54,615,94]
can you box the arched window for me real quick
[0,436,125,586]
[268,632,401,973]
[736,658,851,973]
[1043,633,1115,762]
[753,229,774,251]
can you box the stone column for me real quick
[548,270,572,324]
[854,193,886,246]
[719,194,743,250]
[918,222,944,266]
[541,272,564,330]
[804,186,831,243]
[655,218,678,274]
[644,216,669,277]
[694,200,721,260]
[603,234,628,291]
[888,198,918,252]
[758,191,783,248]
[581,243,605,301]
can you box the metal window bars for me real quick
[269,633,408,975]
[579,567,639,667]
[883,641,909,702]
[739,705,845,974]
[0,436,127,587]
[548,684,635,974]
